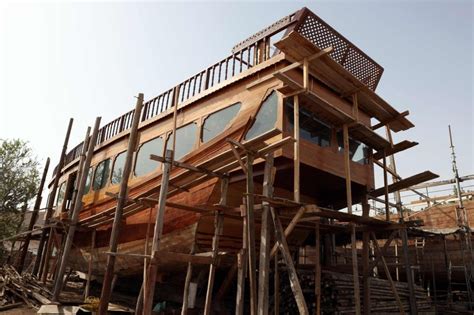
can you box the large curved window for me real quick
[56,182,66,206]
[285,98,331,147]
[135,137,164,177]
[202,103,241,143]
[166,123,197,160]
[93,159,111,191]
[84,167,93,194]
[111,151,126,185]
[245,91,278,140]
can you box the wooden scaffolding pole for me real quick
[203,177,228,315]
[315,220,321,315]
[33,118,73,276]
[257,153,275,315]
[362,197,371,315]
[16,157,50,273]
[245,154,258,315]
[98,94,143,315]
[294,94,300,203]
[52,121,99,301]
[142,149,173,315]
[84,229,96,300]
[180,243,195,315]
[342,124,362,315]
[235,203,248,315]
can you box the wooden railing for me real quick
[54,7,383,176]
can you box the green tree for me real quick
[0,139,40,259]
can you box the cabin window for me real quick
[285,98,331,147]
[84,167,93,194]
[93,159,111,191]
[202,102,241,143]
[337,133,369,165]
[135,137,164,177]
[166,123,197,160]
[245,91,278,140]
[56,182,66,206]
[111,151,127,185]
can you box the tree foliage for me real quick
[0,139,40,240]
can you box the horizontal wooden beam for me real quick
[372,111,410,131]
[369,171,439,198]
[373,140,418,160]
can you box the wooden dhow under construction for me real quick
[10,6,465,315]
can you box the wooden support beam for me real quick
[373,140,418,160]
[294,94,300,203]
[181,244,195,315]
[39,227,55,283]
[343,124,362,315]
[203,178,228,315]
[372,110,410,130]
[84,229,96,300]
[270,206,307,258]
[368,230,398,272]
[142,149,173,315]
[150,154,224,178]
[236,207,248,315]
[370,232,405,314]
[34,118,73,276]
[383,150,390,221]
[245,154,258,315]
[53,120,99,301]
[400,228,418,315]
[369,171,439,198]
[257,154,275,315]
[269,205,309,314]
[315,220,321,315]
[98,94,143,314]
[274,251,280,315]
[362,197,370,315]
[16,157,50,273]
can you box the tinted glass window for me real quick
[56,182,66,206]
[93,159,111,191]
[202,103,241,143]
[84,167,93,194]
[135,137,163,177]
[245,91,278,140]
[111,151,127,185]
[285,98,331,147]
[337,133,369,165]
[166,123,197,160]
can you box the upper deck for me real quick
[53,7,413,177]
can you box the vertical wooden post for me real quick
[203,177,228,315]
[84,229,96,300]
[362,197,371,315]
[52,121,99,301]
[274,251,280,315]
[258,154,274,315]
[236,203,248,315]
[400,228,418,315]
[245,154,258,315]
[293,95,300,203]
[34,118,74,276]
[181,243,195,315]
[269,205,309,314]
[315,220,321,315]
[17,157,50,273]
[39,228,55,283]
[142,149,173,315]
[98,94,144,315]
[342,124,362,315]
[383,150,390,221]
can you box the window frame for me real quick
[92,158,111,191]
[110,150,127,185]
[134,135,165,177]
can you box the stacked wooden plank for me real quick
[0,265,51,309]
[321,271,432,314]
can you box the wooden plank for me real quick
[372,110,410,130]
[181,244,195,315]
[84,229,96,299]
[315,221,321,315]
[369,171,439,198]
[373,140,418,160]
[236,209,248,315]
[294,94,300,203]
[349,122,391,151]
[246,154,258,315]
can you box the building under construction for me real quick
[1,7,473,315]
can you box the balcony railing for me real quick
[54,7,383,176]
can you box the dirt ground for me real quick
[1,306,37,315]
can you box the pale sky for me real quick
[0,1,473,198]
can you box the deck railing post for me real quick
[98,94,144,314]
[33,118,73,277]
